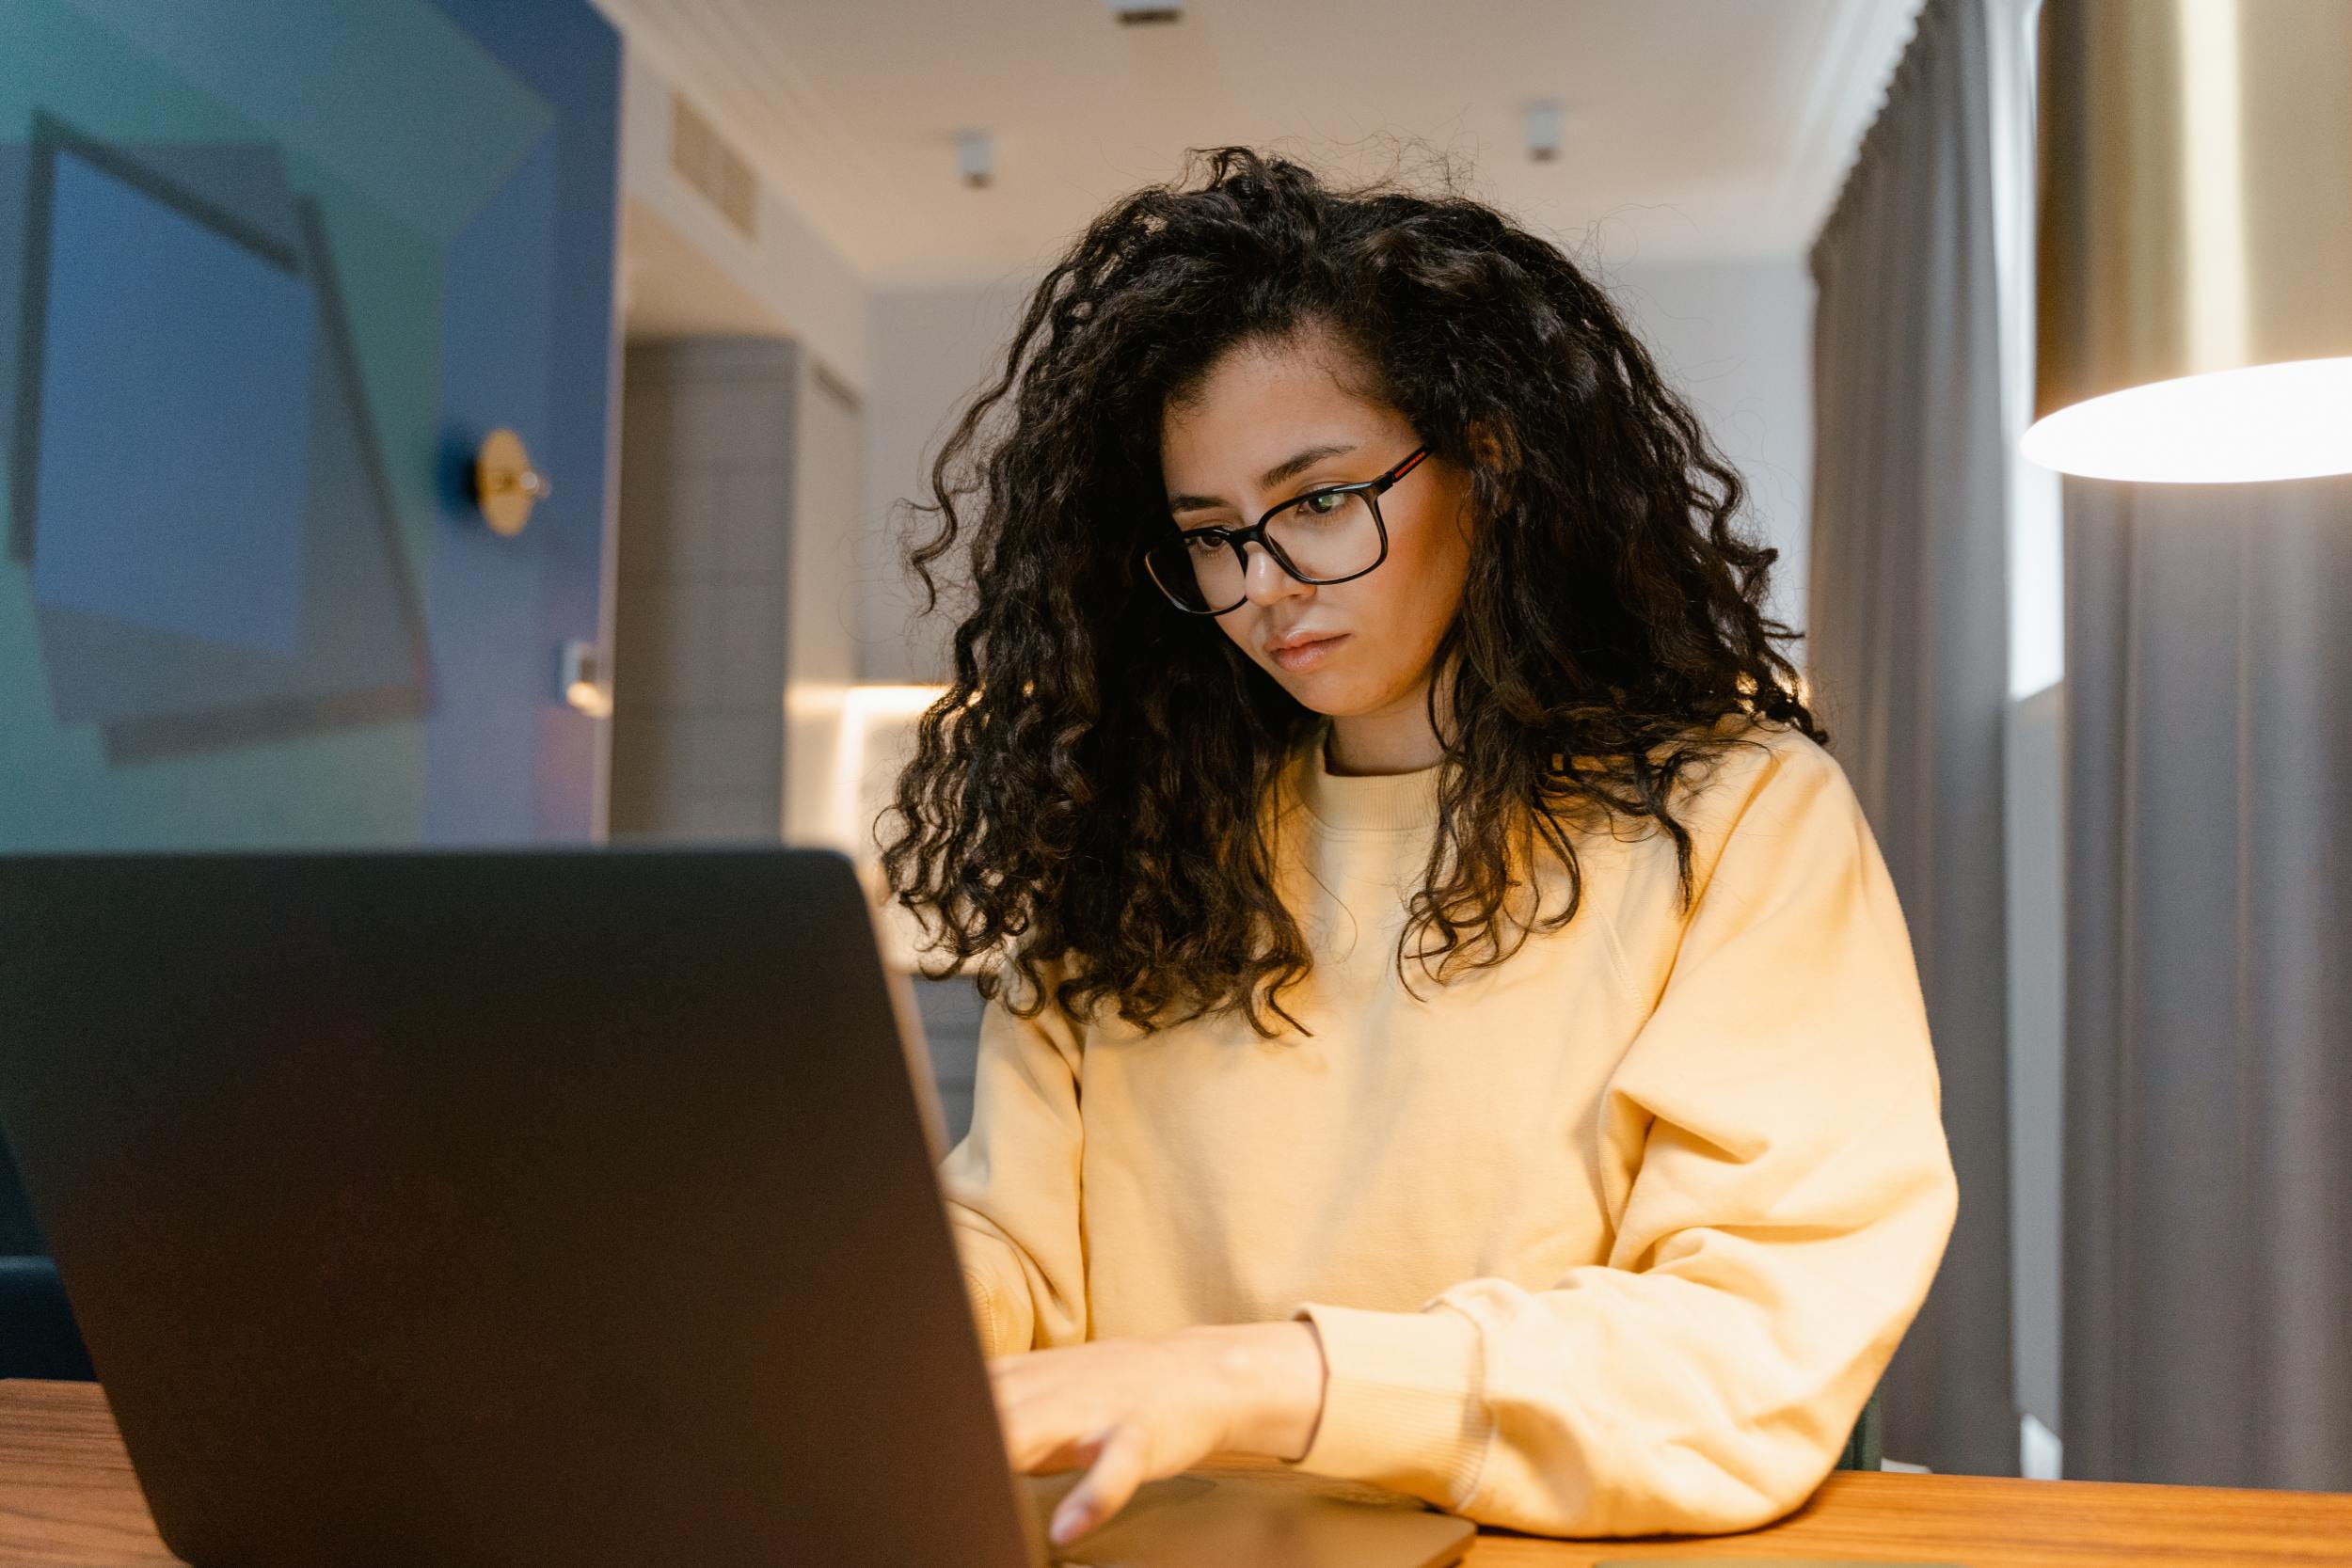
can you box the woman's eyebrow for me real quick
[1168,441,1360,514]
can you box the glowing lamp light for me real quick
[2021,357,2352,483]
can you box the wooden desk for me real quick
[4,1379,2347,1567]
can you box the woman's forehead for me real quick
[1162,345,1394,467]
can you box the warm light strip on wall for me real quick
[827,684,948,858]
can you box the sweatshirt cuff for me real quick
[1280,1299,1491,1510]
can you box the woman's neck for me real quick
[1323,673,1453,775]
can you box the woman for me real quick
[877,146,1957,1547]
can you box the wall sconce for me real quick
[473,427,551,534]
[2026,0,2352,483]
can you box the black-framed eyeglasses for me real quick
[1144,445,1432,616]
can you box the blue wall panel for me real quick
[0,0,621,848]
[426,0,620,844]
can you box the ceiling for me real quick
[594,0,1925,288]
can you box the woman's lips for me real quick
[1272,633,1347,673]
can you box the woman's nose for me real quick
[1240,541,1305,604]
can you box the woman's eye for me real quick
[1295,490,1344,516]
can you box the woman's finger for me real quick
[1001,1387,1102,1474]
[1051,1422,1152,1546]
[1014,1432,1097,1475]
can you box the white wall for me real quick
[860,274,1048,686]
[860,257,1818,688]
[1609,258,1818,641]
[783,356,868,848]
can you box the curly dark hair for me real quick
[875,144,1822,1040]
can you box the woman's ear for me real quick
[1466,419,1518,477]
[1458,420,1516,540]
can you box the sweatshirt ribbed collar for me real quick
[1292,717,1442,835]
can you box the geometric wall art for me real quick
[8,114,432,763]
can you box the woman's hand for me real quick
[987,1320,1327,1546]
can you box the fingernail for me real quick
[1050,1501,1087,1544]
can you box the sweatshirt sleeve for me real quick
[935,951,1089,1359]
[1278,733,1961,1537]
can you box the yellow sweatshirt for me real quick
[937,713,1958,1538]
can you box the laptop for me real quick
[0,847,1474,1568]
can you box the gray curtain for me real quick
[2062,475,2352,1489]
[1804,0,2019,1477]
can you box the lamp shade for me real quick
[2026,0,2352,483]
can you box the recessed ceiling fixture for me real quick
[1111,0,1184,22]
[1524,101,1565,162]
[956,129,993,188]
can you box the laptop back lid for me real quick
[0,846,1045,1568]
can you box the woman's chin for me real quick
[1272,665,1343,700]
[1278,674,1379,714]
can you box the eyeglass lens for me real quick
[1150,488,1381,612]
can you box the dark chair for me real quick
[1834,1382,1883,1471]
[0,1256,96,1381]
